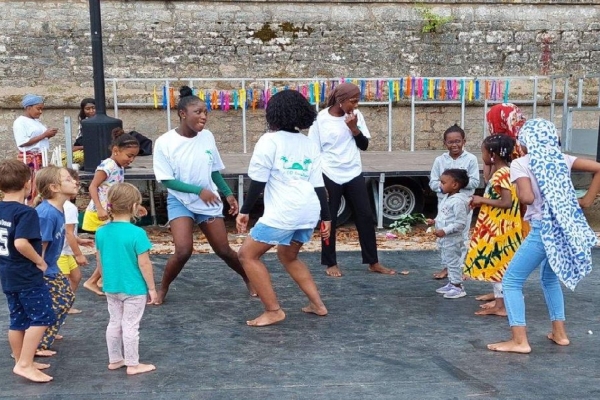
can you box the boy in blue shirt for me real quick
[0,160,55,383]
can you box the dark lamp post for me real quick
[81,0,122,171]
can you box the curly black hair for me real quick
[483,134,516,163]
[266,90,317,132]
[442,168,469,190]
[443,123,465,141]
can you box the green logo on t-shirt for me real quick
[280,156,312,172]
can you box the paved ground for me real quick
[1,250,599,399]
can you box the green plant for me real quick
[389,213,427,235]
[415,5,452,33]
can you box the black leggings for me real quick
[321,174,378,267]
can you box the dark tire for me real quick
[375,178,424,227]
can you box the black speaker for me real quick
[81,114,122,171]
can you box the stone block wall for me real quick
[1,0,599,159]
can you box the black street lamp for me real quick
[81,0,122,171]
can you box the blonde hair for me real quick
[34,166,64,206]
[106,182,142,221]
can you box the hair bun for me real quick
[179,86,193,98]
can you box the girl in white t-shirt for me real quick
[152,86,253,305]
[236,89,331,327]
[488,118,600,354]
[308,82,394,277]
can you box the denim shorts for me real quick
[167,194,223,225]
[4,285,56,330]
[250,222,314,246]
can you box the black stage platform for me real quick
[1,250,599,399]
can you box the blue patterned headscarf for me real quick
[21,94,43,108]
[519,118,597,290]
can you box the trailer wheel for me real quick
[336,195,352,226]
[381,179,424,226]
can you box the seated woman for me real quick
[63,98,96,166]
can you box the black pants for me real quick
[322,174,378,267]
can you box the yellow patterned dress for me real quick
[463,166,523,282]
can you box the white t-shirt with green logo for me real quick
[154,128,225,215]
[249,130,324,230]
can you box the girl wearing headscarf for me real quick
[308,82,395,277]
[487,118,600,354]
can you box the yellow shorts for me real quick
[57,255,78,274]
[82,210,106,232]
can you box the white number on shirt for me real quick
[0,228,9,256]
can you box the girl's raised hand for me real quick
[344,112,358,131]
[199,188,221,207]
[236,213,249,234]
[226,195,239,216]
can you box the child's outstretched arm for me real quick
[138,251,157,304]
[14,239,47,272]
[572,158,600,208]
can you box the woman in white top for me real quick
[308,83,395,277]
[152,86,253,305]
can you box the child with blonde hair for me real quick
[34,166,80,357]
[96,182,156,375]
[0,160,56,382]
[57,168,94,314]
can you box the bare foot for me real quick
[108,360,126,370]
[245,281,258,297]
[475,306,507,316]
[127,363,156,375]
[326,265,342,277]
[13,365,53,383]
[68,308,82,314]
[432,268,447,279]
[301,303,328,316]
[487,340,531,354]
[55,335,63,340]
[480,301,496,309]
[247,309,286,327]
[35,349,56,357]
[33,362,50,370]
[369,263,396,275]
[476,293,495,301]
[547,332,570,346]
[83,281,104,296]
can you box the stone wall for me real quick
[1,0,599,159]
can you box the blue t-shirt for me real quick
[0,201,44,292]
[96,221,152,296]
[35,200,65,278]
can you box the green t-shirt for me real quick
[95,221,152,296]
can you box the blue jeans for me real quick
[503,220,565,327]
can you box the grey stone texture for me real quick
[1,0,599,159]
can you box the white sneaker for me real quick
[444,285,467,299]
[436,282,454,294]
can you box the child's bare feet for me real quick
[476,293,495,301]
[487,340,531,354]
[326,265,342,277]
[547,332,570,346]
[368,263,396,275]
[479,300,496,309]
[246,308,286,327]
[108,360,126,370]
[83,281,104,296]
[127,363,156,375]
[432,268,447,279]
[55,335,63,340]
[301,302,328,316]
[475,305,507,316]
[35,349,56,357]
[68,308,82,314]
[13,365,53,383]
[33,362,50,370]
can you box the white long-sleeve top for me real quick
[429,151,480,202]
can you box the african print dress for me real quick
[463,167,523,282]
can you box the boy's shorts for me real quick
[82,210,106,232]
[250,222,313,246]
[58,255,78,274]
[4,286,56,330]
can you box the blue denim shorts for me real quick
[250,222,314,246]
[4,285,56,330]
[167,194,223,225]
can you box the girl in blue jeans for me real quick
[488,118,600,354]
